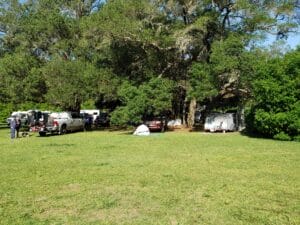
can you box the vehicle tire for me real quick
[59,125,67,135]
[39,132,46,137]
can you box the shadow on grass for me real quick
[36,133,59,138]
[240,131,299,142]
[36,130,85,137]
[239,129,270,140]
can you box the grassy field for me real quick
[0,129,299,225]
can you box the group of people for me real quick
[9,117,21,139]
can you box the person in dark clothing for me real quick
[10,118,17,139]
[15,118,21,138]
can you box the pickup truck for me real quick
[39,112,84,136]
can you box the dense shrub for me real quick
[293,135,300,142]
[246,49,300,140]
[273,132,292,141]
[110,78,174,126]
[0,103,13,123]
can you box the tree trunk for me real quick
[237,104,245,131]
[187,98,197,128]
[66,96,81,113]
[181,98,187,126]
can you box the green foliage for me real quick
[42,58,96,111]
[293,135,300,142]
[92,69,122,110]
[210,35,246,75]
[247,49,300,140]
[209,34,256,97]
[111,78,174,126]
[111,82,147,125]
[81,99,96,109]
[188,63,218,101]
[22,67,47,103]
[0,103,13,123]
[0,0,299,129]
[141,77,175,115]
[253,110,294,137]
[17,101,61,112]
[188,35,258,109]
[273,132,292,141]
[0,52,39,104]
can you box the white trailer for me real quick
[204,113,236,132]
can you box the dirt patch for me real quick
[37,207,79,219]
[168,126,192,132]
[61,183,81,192]
[86,208,140,222]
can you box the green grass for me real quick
[0,129,299,225]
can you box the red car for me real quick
[145,117,166,132]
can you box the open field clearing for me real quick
[0,129,299,225]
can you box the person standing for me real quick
[10,118,17,139]
[15,117,21,138]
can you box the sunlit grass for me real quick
[0,129,299,225]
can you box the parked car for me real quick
[194,110,202,126]
[144,116,167,132]
[94,112,110,127]
[39,112,84,136]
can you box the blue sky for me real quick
[264,33,300,49]
[288,35,300,49]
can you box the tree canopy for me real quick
[0,0,299,139]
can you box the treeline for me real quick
[0,0,299,140]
